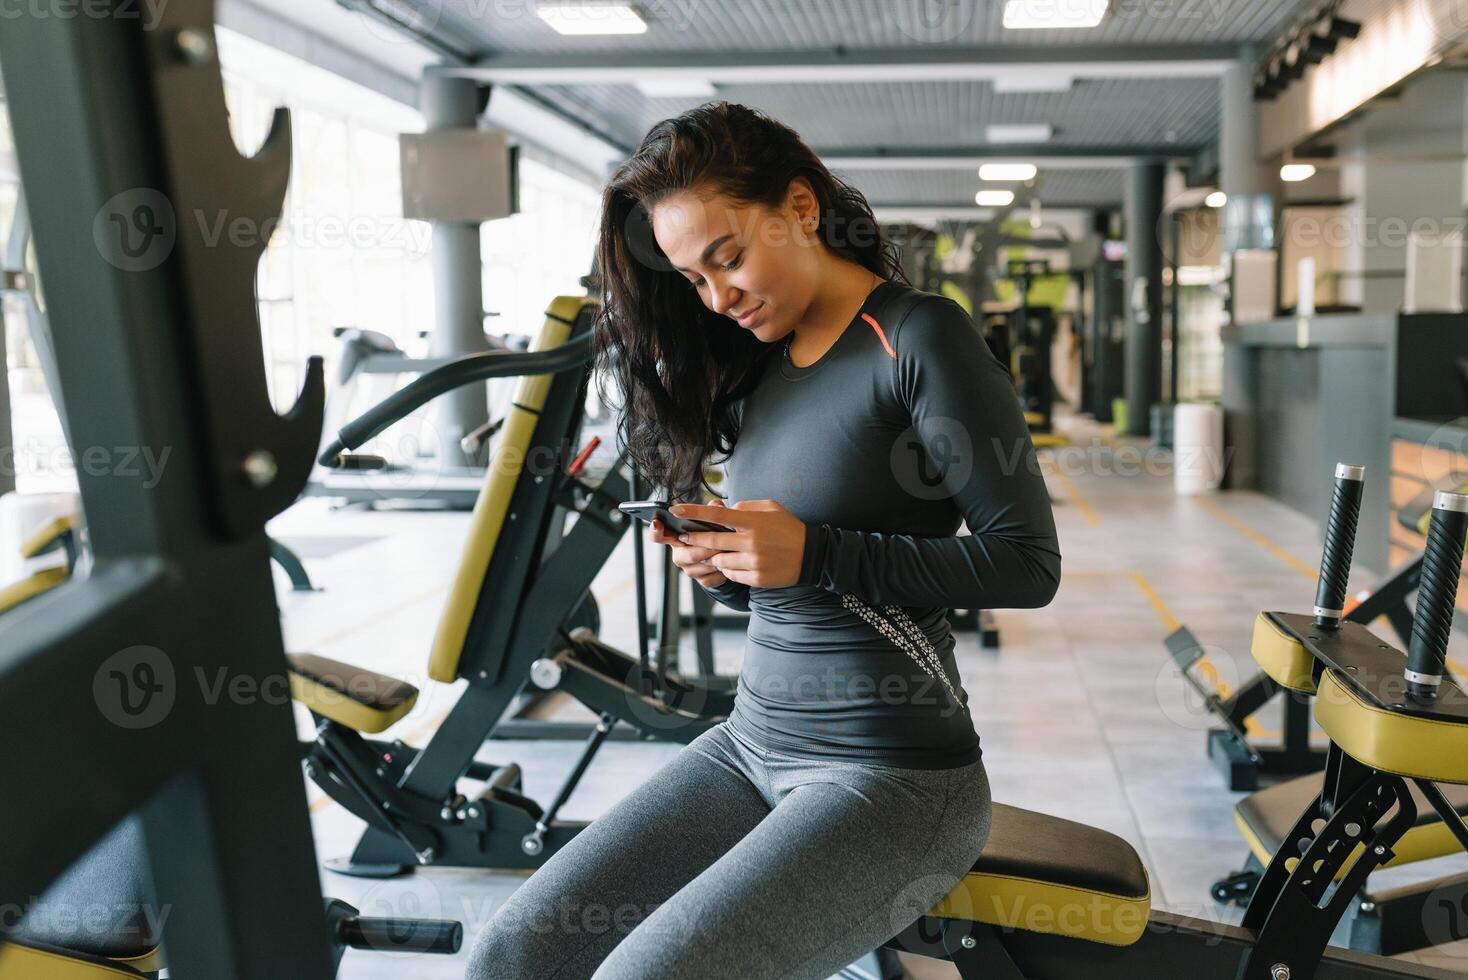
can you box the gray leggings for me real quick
[465,717,992,980]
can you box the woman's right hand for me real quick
[649,499,730,589]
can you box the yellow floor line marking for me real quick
[597,571,638,604]
[1193,495,1318,581]
[1128,568,1264,736]
[1042,463,1101,528]
[1128,570,1181,634]
[1191,498,1468,676]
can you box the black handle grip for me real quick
[1406,490,1468,700]
[1314,463,1366,628]
[337,915,463,955]
[336,453,387,471]
[328,334,592,462]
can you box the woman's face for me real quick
[649,181,822,345]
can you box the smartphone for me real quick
[618,499,734,535]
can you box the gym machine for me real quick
[1001,260,1061,434]
[882,462,1468,978]
[8,6,1468,976]
[303,323,530,511]
[0,2,458,974]
[2,186,320,593]
[1082,248,1127,424]
[1170,476,1463,791]
[295,297,737,875]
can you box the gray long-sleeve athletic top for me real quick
[699,279,1061,769]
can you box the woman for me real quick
[466,102,1060,980]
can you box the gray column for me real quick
[1124,161,1164,437]
[1220,55,1270,199]
[1219,54,1275,252]
[421,73,488,469]
[1,194,21,498]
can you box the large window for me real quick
[219,29,434,411]
[0,28,603,493]
[483,163,601,332]
[218,27,601,411]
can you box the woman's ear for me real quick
[785,176,821,231]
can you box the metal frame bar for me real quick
[889,910,1461,979]
[820,146,1200,169]
[0,3,332,975]
[437,44,1243,85]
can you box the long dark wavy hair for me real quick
[592,101,906,503]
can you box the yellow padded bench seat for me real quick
[428,295,592,684]
[0,565,69,614]
[288,653,419,734]
[19,513,76,558]
[1315,669,1468,783]
[927,803,1151,947]
[0,941,152,978]
[1234,772,1468,874]
[1251,612,1317,694]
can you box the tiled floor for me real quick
[267,411,1468,978]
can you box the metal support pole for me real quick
[0,289,13,498]
[1124,161,1164,437]
[1219,53,1276,253]
[420,72,489,469]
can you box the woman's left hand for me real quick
[670,499,807,589]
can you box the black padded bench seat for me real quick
[288,653,419,734]
[928,803,1152,947]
